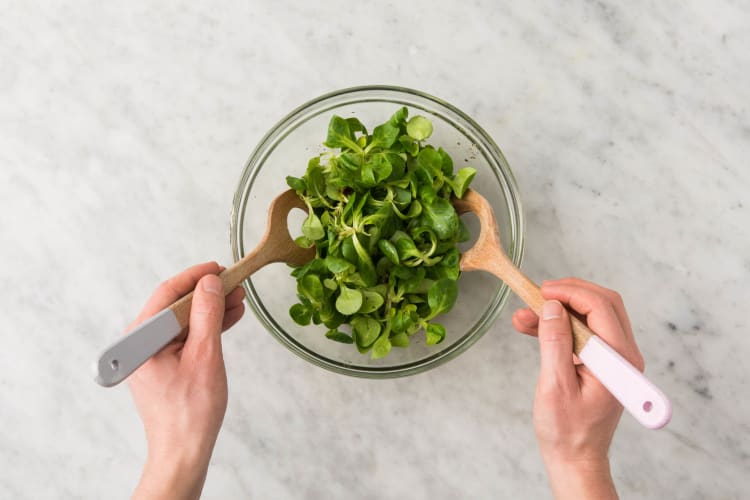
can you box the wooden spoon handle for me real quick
[169,244,273,328]
[485,261,593,354]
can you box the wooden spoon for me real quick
[453,189,672,429]
[94,189,314,387]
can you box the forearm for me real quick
[544,458,618,500]
[132,454,209,500]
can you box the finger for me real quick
[225,286,246,310]
[222,303,245,332]
[542,277,633,337]
[181,275,225,368]
[512,316,538,337]
[512,308,539,337]
[516,308,538,326]
[541,283,643,368]
[128,340,183,383]
[134,262,222,325]
[536,300,578,395]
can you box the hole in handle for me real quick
[642,400,653,412]
[110,359,119,371]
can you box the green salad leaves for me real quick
[286,107,476,359]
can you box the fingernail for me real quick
[542,300,563,320]
[202,275,223,296]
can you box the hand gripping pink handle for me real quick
[579,335,672,429]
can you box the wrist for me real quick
[544,457,617,500]
[133,451,210,500]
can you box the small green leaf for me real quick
[391,304,419,334]
[437,147,453,176]
[388,107,409,127]
[290,258,319,279]
[406,294,426,304]
[324,115,360,150]
[434,248,460,280]
[421,198,459,240]
[390,231,421,261]
[344,272,368,288]
[323,312,346,330]
[359,290,385,314]
[325,183,342,201]
[399,135,419,156]
[369,153,393,182]
[406,278,434,295]
[352,316,381,347]
[325,329,354,344]
[406,115,433,141]
[405,200,422,218]
[335,285,363,315]
[290,304,311,325]
[393,187,412,206]
[391,310,408,334]
[361,162,376,186]
[341,236,358,264]
[342,192,357,219]
[305,158,328,202]
[294,235,314,248]
[416,148,442,175]
[299,274,324,303]
[385,152,406,180]
[425,322,446,345]
[308,258,327,275]
[390,332,410,347]
[351,234,377,287]
[371,334,392,359]
[375,257,393,279]
[340,151,363,171]
[325,255,354,274]
[427,279,458,316]
[392,264,416,280]
[401,267,427,293]
[317,301,334,325]
[320,211,332,226]
[346,117,367,136]
[418,181,436,205]
[323,278,338,290]
[286,176,306,191]
[370,122,400,150]
[451,167,477,198]
[378,239,400,265]
[302,213,325,241]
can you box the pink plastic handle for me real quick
[578,335,672,429]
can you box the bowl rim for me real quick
[231,84,525,378]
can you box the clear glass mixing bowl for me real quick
[231,85,524,378]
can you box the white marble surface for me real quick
[2,1,748,498]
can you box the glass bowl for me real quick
[230,85,524,378]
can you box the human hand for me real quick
[128,262,245,500]
[512,278,644,500]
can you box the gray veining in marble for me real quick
[1,1,748,498]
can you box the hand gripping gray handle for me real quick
[93,309,182,387]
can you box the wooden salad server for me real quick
[453,189,672,429]
[94,190,314,387]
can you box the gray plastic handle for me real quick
[93,309,182,387]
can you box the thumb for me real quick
[183,274,225,363]
[537,300,578,393]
